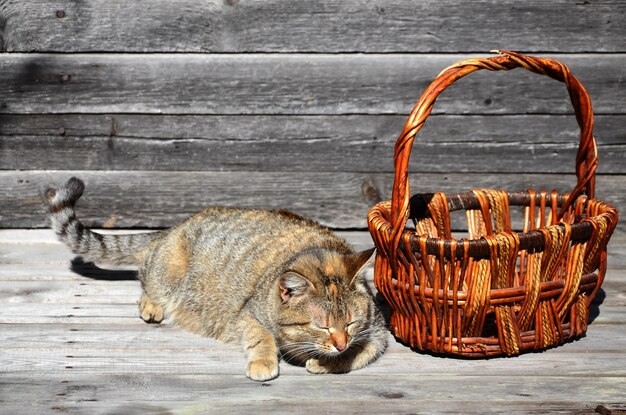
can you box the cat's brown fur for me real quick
[42,178,388,381]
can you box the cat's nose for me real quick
[331,331,348,351]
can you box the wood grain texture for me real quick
[1,374,624,415]
[1,114,624,174]
[0,54,624,115]
[0,229,624,413]
[3,346,626,377]
[0,171,623,229]
[1,0,624,411]
[1,0,624,53]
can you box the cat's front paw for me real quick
[139,294,164,324]
[305,358,331,374]
[246,358,279,381]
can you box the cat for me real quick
[41,177,388,381]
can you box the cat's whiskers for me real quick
[352,326,376,339]
[280,342,328,364]
[281,341,321,356]
[280,339,346,361]
[347,326,380,350]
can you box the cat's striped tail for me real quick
[41,177,160,266]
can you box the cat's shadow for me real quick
[70,257,138,281]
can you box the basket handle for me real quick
[390,50,597,246]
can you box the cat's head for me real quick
[275,247,377,361]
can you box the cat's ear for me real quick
[279,271,314,302]
[346,248,376,284]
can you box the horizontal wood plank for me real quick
[3,401,622,415]
[0,280,141,304]
[0,265,132,281]
[0,54,624,115]
[0,171,623,229]
[1,374,624,414]
[0,303,140,324]
[1,114,624,174]
[3,376,626,415]
[3,346,626,377]
[2,320,624,354]
[1,0,624,53]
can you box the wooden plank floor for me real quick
[1,229,625,414]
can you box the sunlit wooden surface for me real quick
[1,229,624,414]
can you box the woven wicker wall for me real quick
[0,0,624,229]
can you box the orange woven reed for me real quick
[368,51,619,356]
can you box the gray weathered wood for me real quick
[0,280,141,304]
[3,345,626,377]
[2,320,624,354]
[0,265,123,281]
[4,113,623,144]
[0,303,141,324]
[0,170,623,229]
[0,54,623,115]
[0,229,624,413]
[0,374,624,414]
[1,114,624,174]
[1,0,624,411]
[1,0,624,53]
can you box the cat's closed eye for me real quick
[279,321,311,327]
[313,325,330,331]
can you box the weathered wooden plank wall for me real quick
[0,0,624,229]
[2,0,624,53]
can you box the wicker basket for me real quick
[368,51,619,357]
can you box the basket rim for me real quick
[368,189,618,260]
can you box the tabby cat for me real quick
[42,178,388,381]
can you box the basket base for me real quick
[389,310,589,358]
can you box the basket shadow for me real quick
[375,292,393,325]
[70,257,138,281]
[588,287,605,324]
